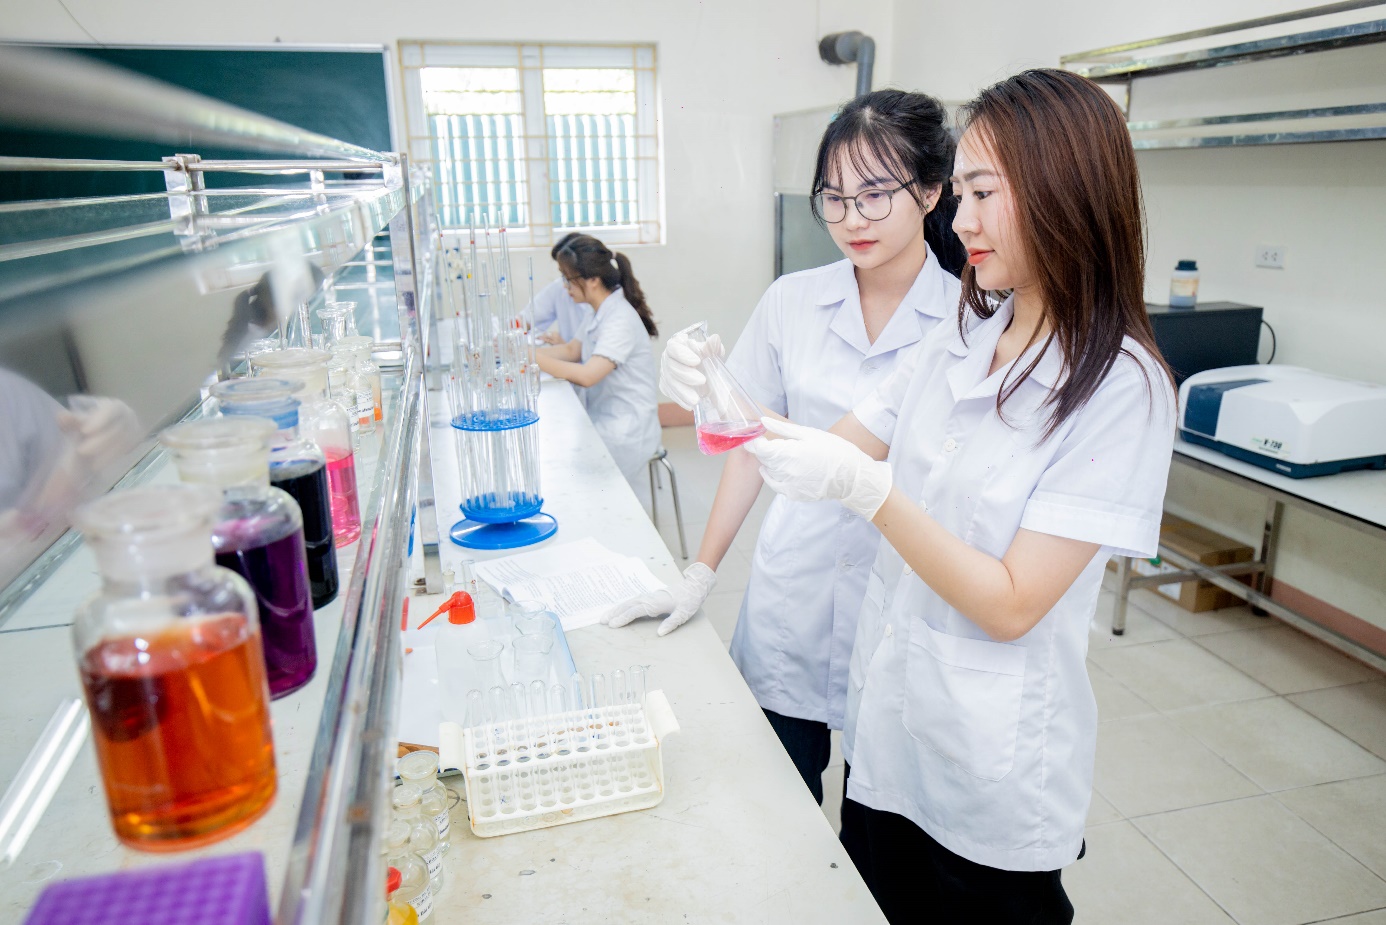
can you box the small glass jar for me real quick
[72,485,277,851]
[316,301,360,352]
[392,782,444,893]
[211,377,339,608]
[159,416,317,698]
[397,751,454,854]
[337,335,383,427]
[251,349,361,546]
[385,819,434,922]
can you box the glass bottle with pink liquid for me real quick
[71,485,277,851]
[685,322,767,455]
[160,416,317,698]
[252,348,362,546]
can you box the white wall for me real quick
[890,0,1386,631]
[0,0,892,351]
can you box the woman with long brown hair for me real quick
[747,69,1176,921]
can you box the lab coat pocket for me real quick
[848,570,888,693]
[902,622,1027,782]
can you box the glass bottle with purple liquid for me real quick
[211,377,339,608]
[160,416,317,698]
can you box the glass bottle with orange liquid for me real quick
[71,485,278,852]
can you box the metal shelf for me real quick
[1060,1,1386,148]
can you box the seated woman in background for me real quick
[535,235,661,493]
[527,231,592,345]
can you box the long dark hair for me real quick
[811,89,966,277]
[556,234,657,337]
[956,68,1172,439]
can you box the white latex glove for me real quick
[57,396,141,468]
[603,561,717,636]
[745,417,893,520]
[659,323,725,410]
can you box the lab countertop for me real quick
[422,381,884,924]
[1174,436,1386,531]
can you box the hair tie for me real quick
[611,258,618,269]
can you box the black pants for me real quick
[763,709,832,805]
[839,764,1074,925]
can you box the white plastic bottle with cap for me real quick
[1170,259,1199,308]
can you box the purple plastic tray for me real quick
[24,852,271,925]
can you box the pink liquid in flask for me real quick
[326,451,362,545]
[696,421,766,455]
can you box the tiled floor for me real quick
[645,424,1386,925]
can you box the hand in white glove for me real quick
[744,417,893,520]
[57,396,141,469]
[603,561,717,636]
[659,323,725,410]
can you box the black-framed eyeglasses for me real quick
[814,181,915,223]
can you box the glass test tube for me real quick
[548,684,570,755]
[611,669,627,707]
[630,665,648,708]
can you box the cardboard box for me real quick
[1111,514,1255,612]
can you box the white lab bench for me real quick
[1111,436,1386,671]
[421,380,885,924]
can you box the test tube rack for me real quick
[443,218,556,550]
[456,690,678,838]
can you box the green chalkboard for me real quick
[0,45,392,202]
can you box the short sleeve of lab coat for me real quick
[1019,355,1176,558]
[851,341,923,446]
[589,308,641,367]
[726,283,788,417]
[528,279,563,332]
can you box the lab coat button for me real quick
[885,624,893,637]
[943,437,959,453]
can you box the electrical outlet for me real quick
[1256,245,1286,269]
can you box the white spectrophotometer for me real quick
[1178,365,1386,478]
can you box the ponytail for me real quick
[613,251,657,337]
[925,194,967,277]
[557,234,659,337]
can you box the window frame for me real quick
[399,40,663,249]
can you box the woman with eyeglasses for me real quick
[527,232,592,345]
[603,90,966,810]
[535,234,660,493]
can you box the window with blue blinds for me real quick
[401,42,661,248]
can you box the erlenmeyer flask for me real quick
[685,322,766,455]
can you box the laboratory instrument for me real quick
[384,820,433,922]
[396,751,453,854]
[336,335,383,426]
[251,348,362,545]
[444,221,557,548]
[392,783,444,892]
[431,592,481,723]
[1146,301,1263,386]
[1179,365,1386,477]
[684,321,766,454]
[160,416,317,697]
[22,852,272,925]
[71,486,276,851]
[211,377,339,607]
[446,664,679,837]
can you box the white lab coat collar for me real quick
[946,294,1066,402]
[823,251,956,359]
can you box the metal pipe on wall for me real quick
[818,31,876,98]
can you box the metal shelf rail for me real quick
[1060,1,1386,148]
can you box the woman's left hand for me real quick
[745,417,893,519]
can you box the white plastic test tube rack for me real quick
[454,678,678,838]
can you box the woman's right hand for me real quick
[658,323,725,410]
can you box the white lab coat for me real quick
[528,279,591,343]
[726,256,960,729]
[845,295,1175,871]
[579,289,661,488]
